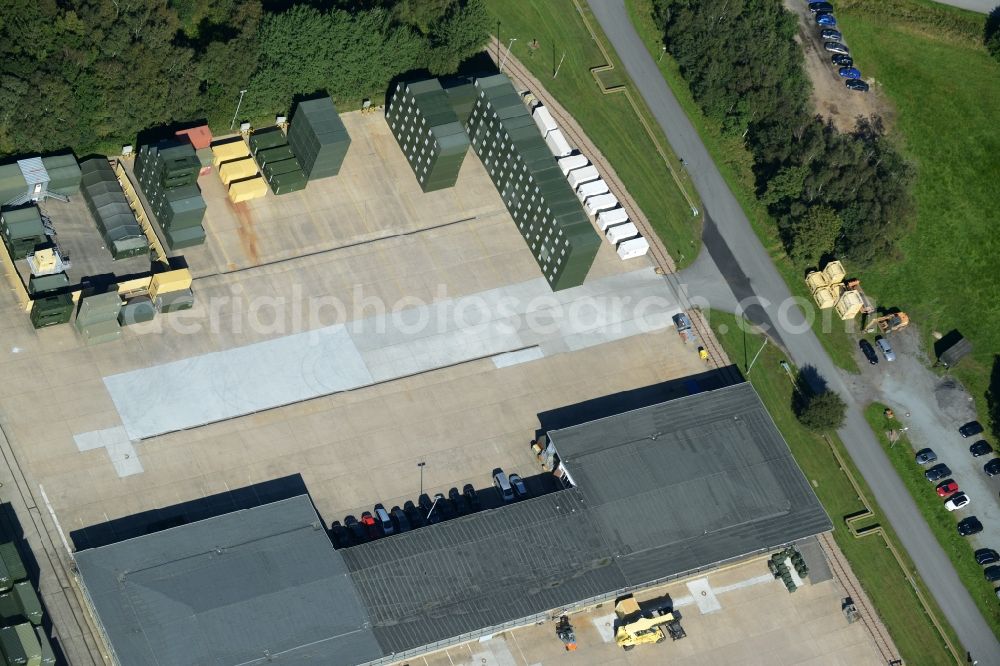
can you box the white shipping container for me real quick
[617,236,650,260]
[606,222,640,245]
[557,154,589,176]
[597,207,629,231]
[544,129,574,158]
[586,193,619,216]
[576,179,609,202]
[532,105,559,137]
[566,165,600,189]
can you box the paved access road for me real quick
[935,0,995,13]
[587,1,1000,662]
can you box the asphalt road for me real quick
[587,0,1000,662]
[935,0,995,13]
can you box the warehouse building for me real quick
[465,74,601,291]
[385,79,470,192]
[76,382,830,666]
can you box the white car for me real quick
[944,492,970,511]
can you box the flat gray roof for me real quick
[76,496,383,666]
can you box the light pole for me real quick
[417,461,426,497]
[658,46,666,62]
[499,38,517,73]
[553,51,566,78]
[230,89,247,131]
[746,336,769,374]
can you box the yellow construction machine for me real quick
[614,594,686,651]
[865,312,909,335]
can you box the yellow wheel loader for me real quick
[614,594,686,651]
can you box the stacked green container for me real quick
[135,142,207,250]
[29,294,74,328]
[0,545,26,586]
[247,128,306,195]
[0,623,41,666]
[40,154,82,196]
[385,79,470,192]
[79,158,148,259]
[75,291,122,345]
[286,97,351,181]
[27,272,69,296]
[0,207,47,259]
[248,128,287,155]
[0,163,27,205]
[12,583,41,626]
[34,627,55,665]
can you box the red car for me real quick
[936,480,959,497]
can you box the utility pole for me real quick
[497,21,501,64]
[553,52,566,78]
[499,38,517,73]
[746,337,769,374]
[230,89,247,131]
[417,461,426,497]
[658,46,666,62]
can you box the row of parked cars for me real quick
[915,421,1000,587]
[329,468,530,548]
[859,337,895,364]
[809,1,870,92]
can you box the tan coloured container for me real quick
[805,270,829,293]
[211,139,251,165]
[228,176,268,204]
[835,290,864,320]
[813,286,836,309]
[822,260,846,285]
[218,157,259,185]
[148,269,193,300]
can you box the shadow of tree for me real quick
[987,354,1000,439]
[985,7,1000,60]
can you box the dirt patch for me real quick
[229,199,259,266]
[785,0,893,132]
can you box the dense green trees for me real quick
[0,0,489,157]
[653,0,912,266]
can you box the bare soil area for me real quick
[785,0,893,132]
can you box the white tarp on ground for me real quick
[104,268,680,440]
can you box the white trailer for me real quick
[586,193,619,216]
[544,129,574,158]
[617,236,650,260]
[557,154,589,176]
[597,207,629,231]
[606,222,639,245]
[532,105,559,138]
[567,165,600,189]
[576,179,609,202]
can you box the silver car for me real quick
[824,41,850,55]
[876,337,896,362]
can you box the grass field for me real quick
[710,310,960,664]
[486,0,702,267]
[865,403,1000,640]
[624,0,861,373]
[836,3,1000,434]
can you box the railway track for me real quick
[490,40,731,373]
[818,532,900,663]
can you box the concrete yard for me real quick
[415,554,884,666]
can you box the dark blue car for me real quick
[816,13,837,26]
[839,67,861,79]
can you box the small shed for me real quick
[938,335,972,368]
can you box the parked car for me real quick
[448,487,468,515]
[345,515,366,543]
[845,79,870,92]
[970,440,993,457]
[831,54,853,66]
[975,548,1000,565]
[875,336,895,362]
[957,516,983,536]
[390,506,411,533]
[360,511,380,540]
[838,67,862,79]
[959,421,984,438]
[463,484,482,512]
[809,1,834,13]
[915,448,937,465]
[433,492,456,520]
[936,479,959,497]
[816,13,837,26]
[985,566,1000,583]
[859,339,879,365]
[820,29,842,40]
[925,463,951,482]
[825,42,850,55]
[374,504,394,536]
[494,468,515,502]
[403,500,426,528]
[944,492,970,511]
[330,521,352,549]
[509,473,529,500]
[984,458,1000,476]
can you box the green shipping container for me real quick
[34,627,54,666]
[156,289,195,313]
[248,128,287,154]
[164,225,206,250]
[27,272,69,296]
[0,557,10,593]
[12,582,42,626]
[256,145,295,167]
[29,295,73,329]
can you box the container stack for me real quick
[248,128,306,196]
[287,97,351,182]
[149,268,195,313]
[211,138,267,204]
[28,294,74,329]
[40,154,82,196]
[135,142,207,249]
[0,164,26,205]
[74,291,123,345]
[386,79,469,192]
[466,74,600,291]
[441,76,477,125]
[79,158,149,259]
[0,206,47,259]
[0,541,55,664]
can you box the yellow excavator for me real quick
[865,311,909,335]
[614,594,686,650]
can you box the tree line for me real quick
[652,0,913,266]
[0,0,489,158]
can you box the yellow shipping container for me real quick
[805,270,828,293]
[149,268,193,300]
[822,260,846,285]
[219,157,258,185]
[835,290,864,320]
[228,176,268,204]
[211,139,250,164]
